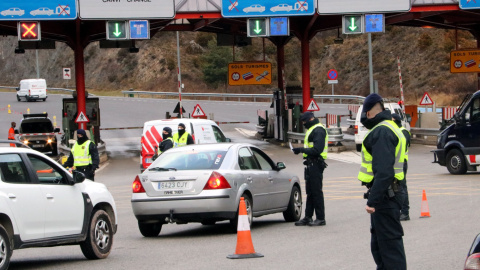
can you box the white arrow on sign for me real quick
[133,24,144,35]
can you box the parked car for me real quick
[0,145,117,269]
[464,233,480,269]
[17,113,60,156]
[131,143,302,237]
[140,118,230,172]
[0,8,24,16]
[16,78,47,102]
[433,90,480,174]
[243,4,265,13]
[354,102,411,152]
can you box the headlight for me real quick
[23,140,28,144]
[47,139,52,144]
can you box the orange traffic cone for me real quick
[227,197,263,259]
[420,190,431,218]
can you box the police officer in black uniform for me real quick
[153,127,174,161]
[392,113,411,221]
[292,111,328,227]
[359,94,407,270]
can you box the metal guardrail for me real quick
[287,127,344,143]
[410,127,441,137]
[0,86,95,96]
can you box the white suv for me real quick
[0,141,117,269]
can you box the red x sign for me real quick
[18,22,41,41]
[296,0,308,11]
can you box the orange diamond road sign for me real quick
[228,62,272,86]
[450,50,480,73]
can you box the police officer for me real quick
[173,123,194,147]
[359,94,407,269]
[392,113,411,221]
[153,127,174,161]
[8,122,16,147]
[64,129,99,181]
[292,111,328,226]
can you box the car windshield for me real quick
[21,121,53,133]
[150,149,227,171]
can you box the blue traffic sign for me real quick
[365,14,384,33]
[0,0,77,21]
[327,69,338,80]
[460,0,480,9]
[221,0,314,18]
[270,17,289,36]
[130,20,150,39]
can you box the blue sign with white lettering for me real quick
[221,0,314,18]
[365,14,384,33]
[460,0,480,9]
[129,20,150,40]
[0,0,77,21]
[270,17,289,36]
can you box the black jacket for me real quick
[64,140,100,169]
[303,119,327,159]
[402,129,411,149]
[159,138,174,152]
[363,110,400,208]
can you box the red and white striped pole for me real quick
[397,56,405,113]
[176,31,183,118]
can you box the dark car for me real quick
[18,113,60,155]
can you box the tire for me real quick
[138,221,162,237]
[446,149,467,175]
[80,210,114,260]
[0,224,12,270]
[16,95,20,102]
[52,144,58,156]
[229,194,252,232]
[42,98,46,102]
[356,144,362,152]
[283,186,302,222]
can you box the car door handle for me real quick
[7,193,16,199]
[247,176,253,183]
[46,194,54,199]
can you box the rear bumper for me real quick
[432,149,446,166]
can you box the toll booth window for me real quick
[238,147,260,170]
[21,121,54,133]
[471,98,480,123]
[212,126,226,142]
[0,154,30,183]
[27,155,66,184]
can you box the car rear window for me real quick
[150,150,227,171]
[21,121,53,133]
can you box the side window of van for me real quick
[212,126,226,142]
[471,98,480,123]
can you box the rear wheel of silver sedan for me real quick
[138,221,162,237]
[229,194,252,232]
[283,186,302,222]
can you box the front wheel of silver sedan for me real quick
[283,186,302,222]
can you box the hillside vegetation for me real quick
[0,26,477,106]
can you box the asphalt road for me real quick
[2,92,479,269]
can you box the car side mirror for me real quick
[73,170,85,184]
[276,162,286,170]
[225,138,232,142]
[54,128,60,133]
[406,114,412,123]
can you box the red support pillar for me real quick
[301,34,310,112]
[478,37,480,90]
[74,19,87,130]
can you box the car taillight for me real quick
[465,253,480,270]
[354,125,358,134]
[132,176,145,193]
[204,171,231,190]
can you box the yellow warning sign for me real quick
[228,62,272,86]
[450,50,480,73]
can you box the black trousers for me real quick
[76,165,95,181]
[398,162,409,215]
[370,197,406,270]
[304,161,325,220]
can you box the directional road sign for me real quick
[343,15,363,34]
[270,17,289,36]
[107,21,128,40]
[0,0,77,21]
[365,14,385,33]
[228,62,272,85]
[221,0,314,18]
[460,0,480,9]
[79,0,175,19]
[248,18,269,37]
[450,50,480,73]
[318,0,410,14]
[130,20,150,40]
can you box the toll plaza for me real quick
[1,0,480,144]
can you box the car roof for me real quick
[0,146,40,155]
[144,118,217,127]
[163,143,254,153]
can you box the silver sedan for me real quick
[131,143,302,237]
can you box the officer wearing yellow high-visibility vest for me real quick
[292,111,328,227]
[392,113,411,221]
[64,129,99,181]
[359,94,407,270]
[173,123,194,147]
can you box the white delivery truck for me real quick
[16,78,47,102]
[354,103,411,152]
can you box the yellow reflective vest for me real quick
[399,126,410,162]
[157,137,174,154]
[173,132,190,147]
[72,140,93,167]
[303,123,328,160]
[358,120,406,184]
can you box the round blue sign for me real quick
[327,69,338,80]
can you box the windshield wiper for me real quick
[150,167,177,171]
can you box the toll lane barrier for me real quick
[348,105,360,114]
[442,107,457,120]
[99,127,143,130]
[215,121,250,125]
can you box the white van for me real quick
[354,103,411,152]
[140,118,230,171]
[16,79,47,102]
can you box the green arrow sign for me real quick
[254,20,262,34]
[343,15,363,34]
[106,21,128,40]
[248,18,268,37]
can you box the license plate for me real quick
[158,181,191,190]
[32,144,44,148]
[145,158,152,164]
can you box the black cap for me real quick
[77,129,87,137]
[178,123,186,129]
[362,93,383,113]
[300,111,315,122]
[391,113,402,127]
[163,127,172,134]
